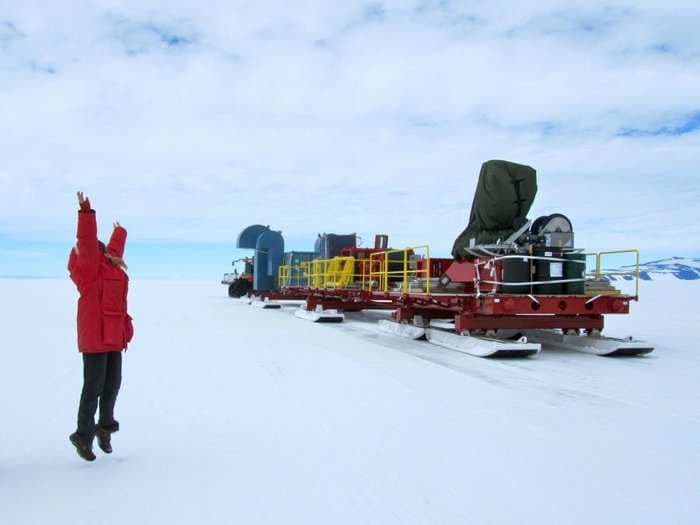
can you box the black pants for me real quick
[77,351,122,440]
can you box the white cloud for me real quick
[0,1,698,255]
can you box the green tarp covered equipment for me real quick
[451,160,538,260]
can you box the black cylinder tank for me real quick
[533,248,564,294]
[501,256,531,294]
[564,252,586,294]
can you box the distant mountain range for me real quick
[608,257,700,281]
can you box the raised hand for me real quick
[113,221,122,229]
[77,191,91,212]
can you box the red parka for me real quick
[68,208,134,353]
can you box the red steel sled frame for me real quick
[251,286,634,334]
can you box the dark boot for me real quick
[96,421,119,454]
[96,428,112,453]
[69,432,96,462]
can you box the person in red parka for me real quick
[68,191,134,461]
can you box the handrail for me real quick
[293,256,369,290]
[590,249,640,298]
[473,249,640,298]
[368,245,431,294]
[278,263,307,288]
[279,245,435,292]
[278,262,315,288]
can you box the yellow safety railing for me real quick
[278,264,311,288]
[587,249,640,298]
[279,246,433,292]
[367,245,431,294]
[299,256,362,289]
[278,264,289,288]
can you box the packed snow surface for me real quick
[1,279,699,524]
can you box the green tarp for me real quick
[451,160,537,260]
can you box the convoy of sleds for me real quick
[226,160,654,359]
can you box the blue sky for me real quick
[1,1,699,278]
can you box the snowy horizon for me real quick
[1,1,699,277]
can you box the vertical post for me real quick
[383,253,388,292]
[366,256,370,291]
[426,246,431,295]
[362,258,366,290]
[474,260,481,297]
[635,249,640,298]
[403,249,408,294]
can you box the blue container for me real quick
[236,225,284,292]
[315,233,357,259]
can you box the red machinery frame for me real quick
[251,242,640,335]
[253,286,632,334]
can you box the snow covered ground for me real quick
[1,278,698,524]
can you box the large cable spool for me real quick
[532,213,574,249]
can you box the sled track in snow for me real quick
[234,301,661,411]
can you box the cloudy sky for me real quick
[1,1,698,277]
